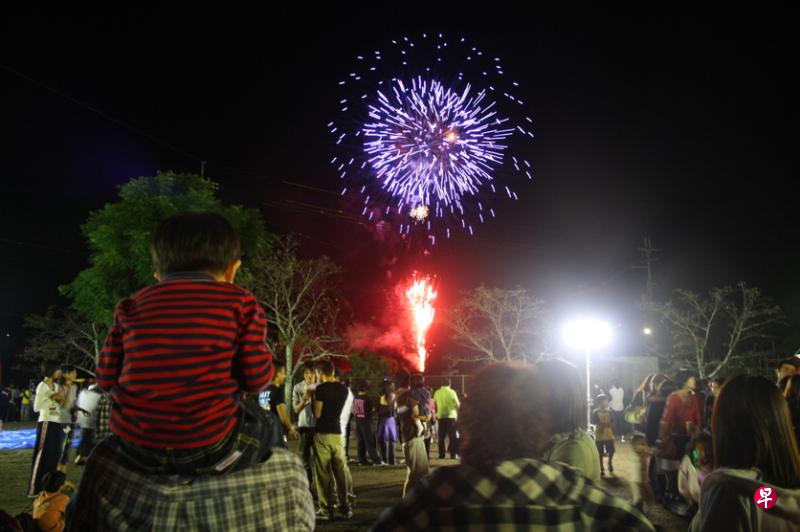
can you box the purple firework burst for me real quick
[330,33,534,241]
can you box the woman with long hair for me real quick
[781,374,800,450]
[376,379,398,465]
[690,375,800,530]
[536,358,601,481]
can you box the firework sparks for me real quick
[405,274,437,372]
[331,33,535,238]
[364,78,514,212]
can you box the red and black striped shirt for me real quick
[96,272,274,449]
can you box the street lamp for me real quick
[563,318,613,428]
[643,327,652,336]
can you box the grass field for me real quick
[0,424,686,531]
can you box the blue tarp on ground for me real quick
[0,427,82,450]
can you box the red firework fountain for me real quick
[405,274,437,372]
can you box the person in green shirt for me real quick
[433,379,460,459]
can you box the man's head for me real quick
[302,364,316,385]
[458,363,551,467]
[357,381,370,394]
[777,357,800,382]
[410,373,424,390]
[710,377,726,397]
[440,377,451,388]
[273,359,286,385]
[316,360,336,382]
[151,212,241,281]
[395,370,410,389]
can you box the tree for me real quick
[649,282,784,378]
[446,285,550,363]
[347,350,391,390]
[61,172,271,325]
[247,236,347,403]
[18,308,102,374]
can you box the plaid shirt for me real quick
[371,458,655,531]
[67,437,315,531]
[94,393,112,441]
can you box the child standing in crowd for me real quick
[95,212,275,475]
[677,432,713,512]
[591,394,615,476]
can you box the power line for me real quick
[1,63,207,164]
[0,236,75,253]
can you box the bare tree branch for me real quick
[247,235,347,401]
[649,282,784,378]
[446,285,548,365]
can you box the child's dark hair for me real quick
[357,381,370,393]
[150,212,240,275]
[688,432,713,467]
[594,394,608,407]
[41,471,66,493]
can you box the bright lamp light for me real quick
[562,319,613,351]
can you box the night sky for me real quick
[2,12,797,366]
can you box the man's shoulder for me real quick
[317,382,344,395]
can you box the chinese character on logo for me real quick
[753,485,778,510]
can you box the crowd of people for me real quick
[2,211,800,530]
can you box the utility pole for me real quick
[634,237,659,304]
[635,237,661,361]
[201,161,206,178]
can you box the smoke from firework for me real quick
[346,274,438,372]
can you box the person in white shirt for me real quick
[292,364,317,490]
[340,378,354,458]
[608,381,626,442]
[335,374,356,504]
[28,363,66,496]
[74,383,102,465]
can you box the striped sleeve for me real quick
[236,292,274,393]
[96,305,125,390]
